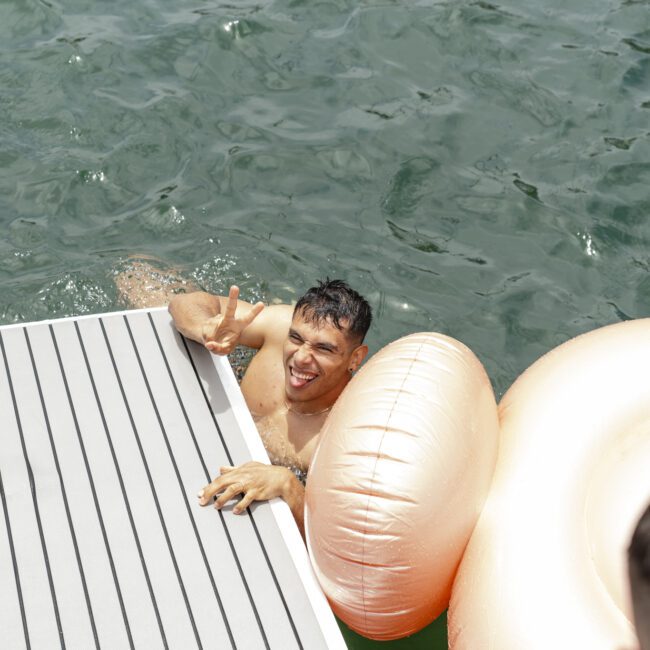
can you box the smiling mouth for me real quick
[289,366,318,389]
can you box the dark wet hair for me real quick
[294,279,372,344]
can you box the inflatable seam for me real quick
[359,339,426,630]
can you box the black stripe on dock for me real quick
[97,316,204,649]
[0,330,65,650]
[120,315,233,650]
[75,320,170,649]
[24,329,100,650]
[49,324,135,650]
[146,312,267,649]
[0,468,30,650]
[176,329,304,650]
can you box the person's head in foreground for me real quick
[630,503,650,650]
[284,279,372,407]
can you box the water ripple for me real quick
[1,0,649,409]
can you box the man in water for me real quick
[168,279,372,536]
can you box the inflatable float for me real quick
[449,318,650,649]
[304,332,499,640]
[305,319,650,648]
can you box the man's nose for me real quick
[294,342,313,364]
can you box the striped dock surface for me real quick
[0,308,345,650]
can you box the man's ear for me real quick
[349,344,369,373]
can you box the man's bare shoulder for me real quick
[245,303,294,348]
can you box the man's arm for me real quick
[198,462,306,538]
[168,285,266,353]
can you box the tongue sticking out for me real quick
[290,367,317,389]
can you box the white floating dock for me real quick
[0,308,345,650]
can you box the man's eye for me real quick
[289,333,302,342]
[317,346,333,353]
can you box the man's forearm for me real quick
[283,471,306,539]
[168,292,221,343]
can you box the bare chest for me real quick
[251,410,322,474]
[239,350,324,472]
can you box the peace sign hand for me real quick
[201,285,264,355]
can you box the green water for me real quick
[1,0,649,646]
[340,613,448,649]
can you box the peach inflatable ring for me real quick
[450,319,650,649]
[305,332,500,640]
[305,320,650,648]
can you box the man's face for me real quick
[283,311,360,405]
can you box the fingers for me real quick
[243,301,265,326]
[197,483,217,506]
[197,476,242,507]
[201,316,227,353]
[234,490,257,514]
[204,340,232,355]
[197,463,268,514]
[214,482,245,510]
[197,465,246,510]
[224,285,239,320]
[223,286,264,326]
[203,289,263,357]
[202,319,237,354]
[197,470,231,505]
